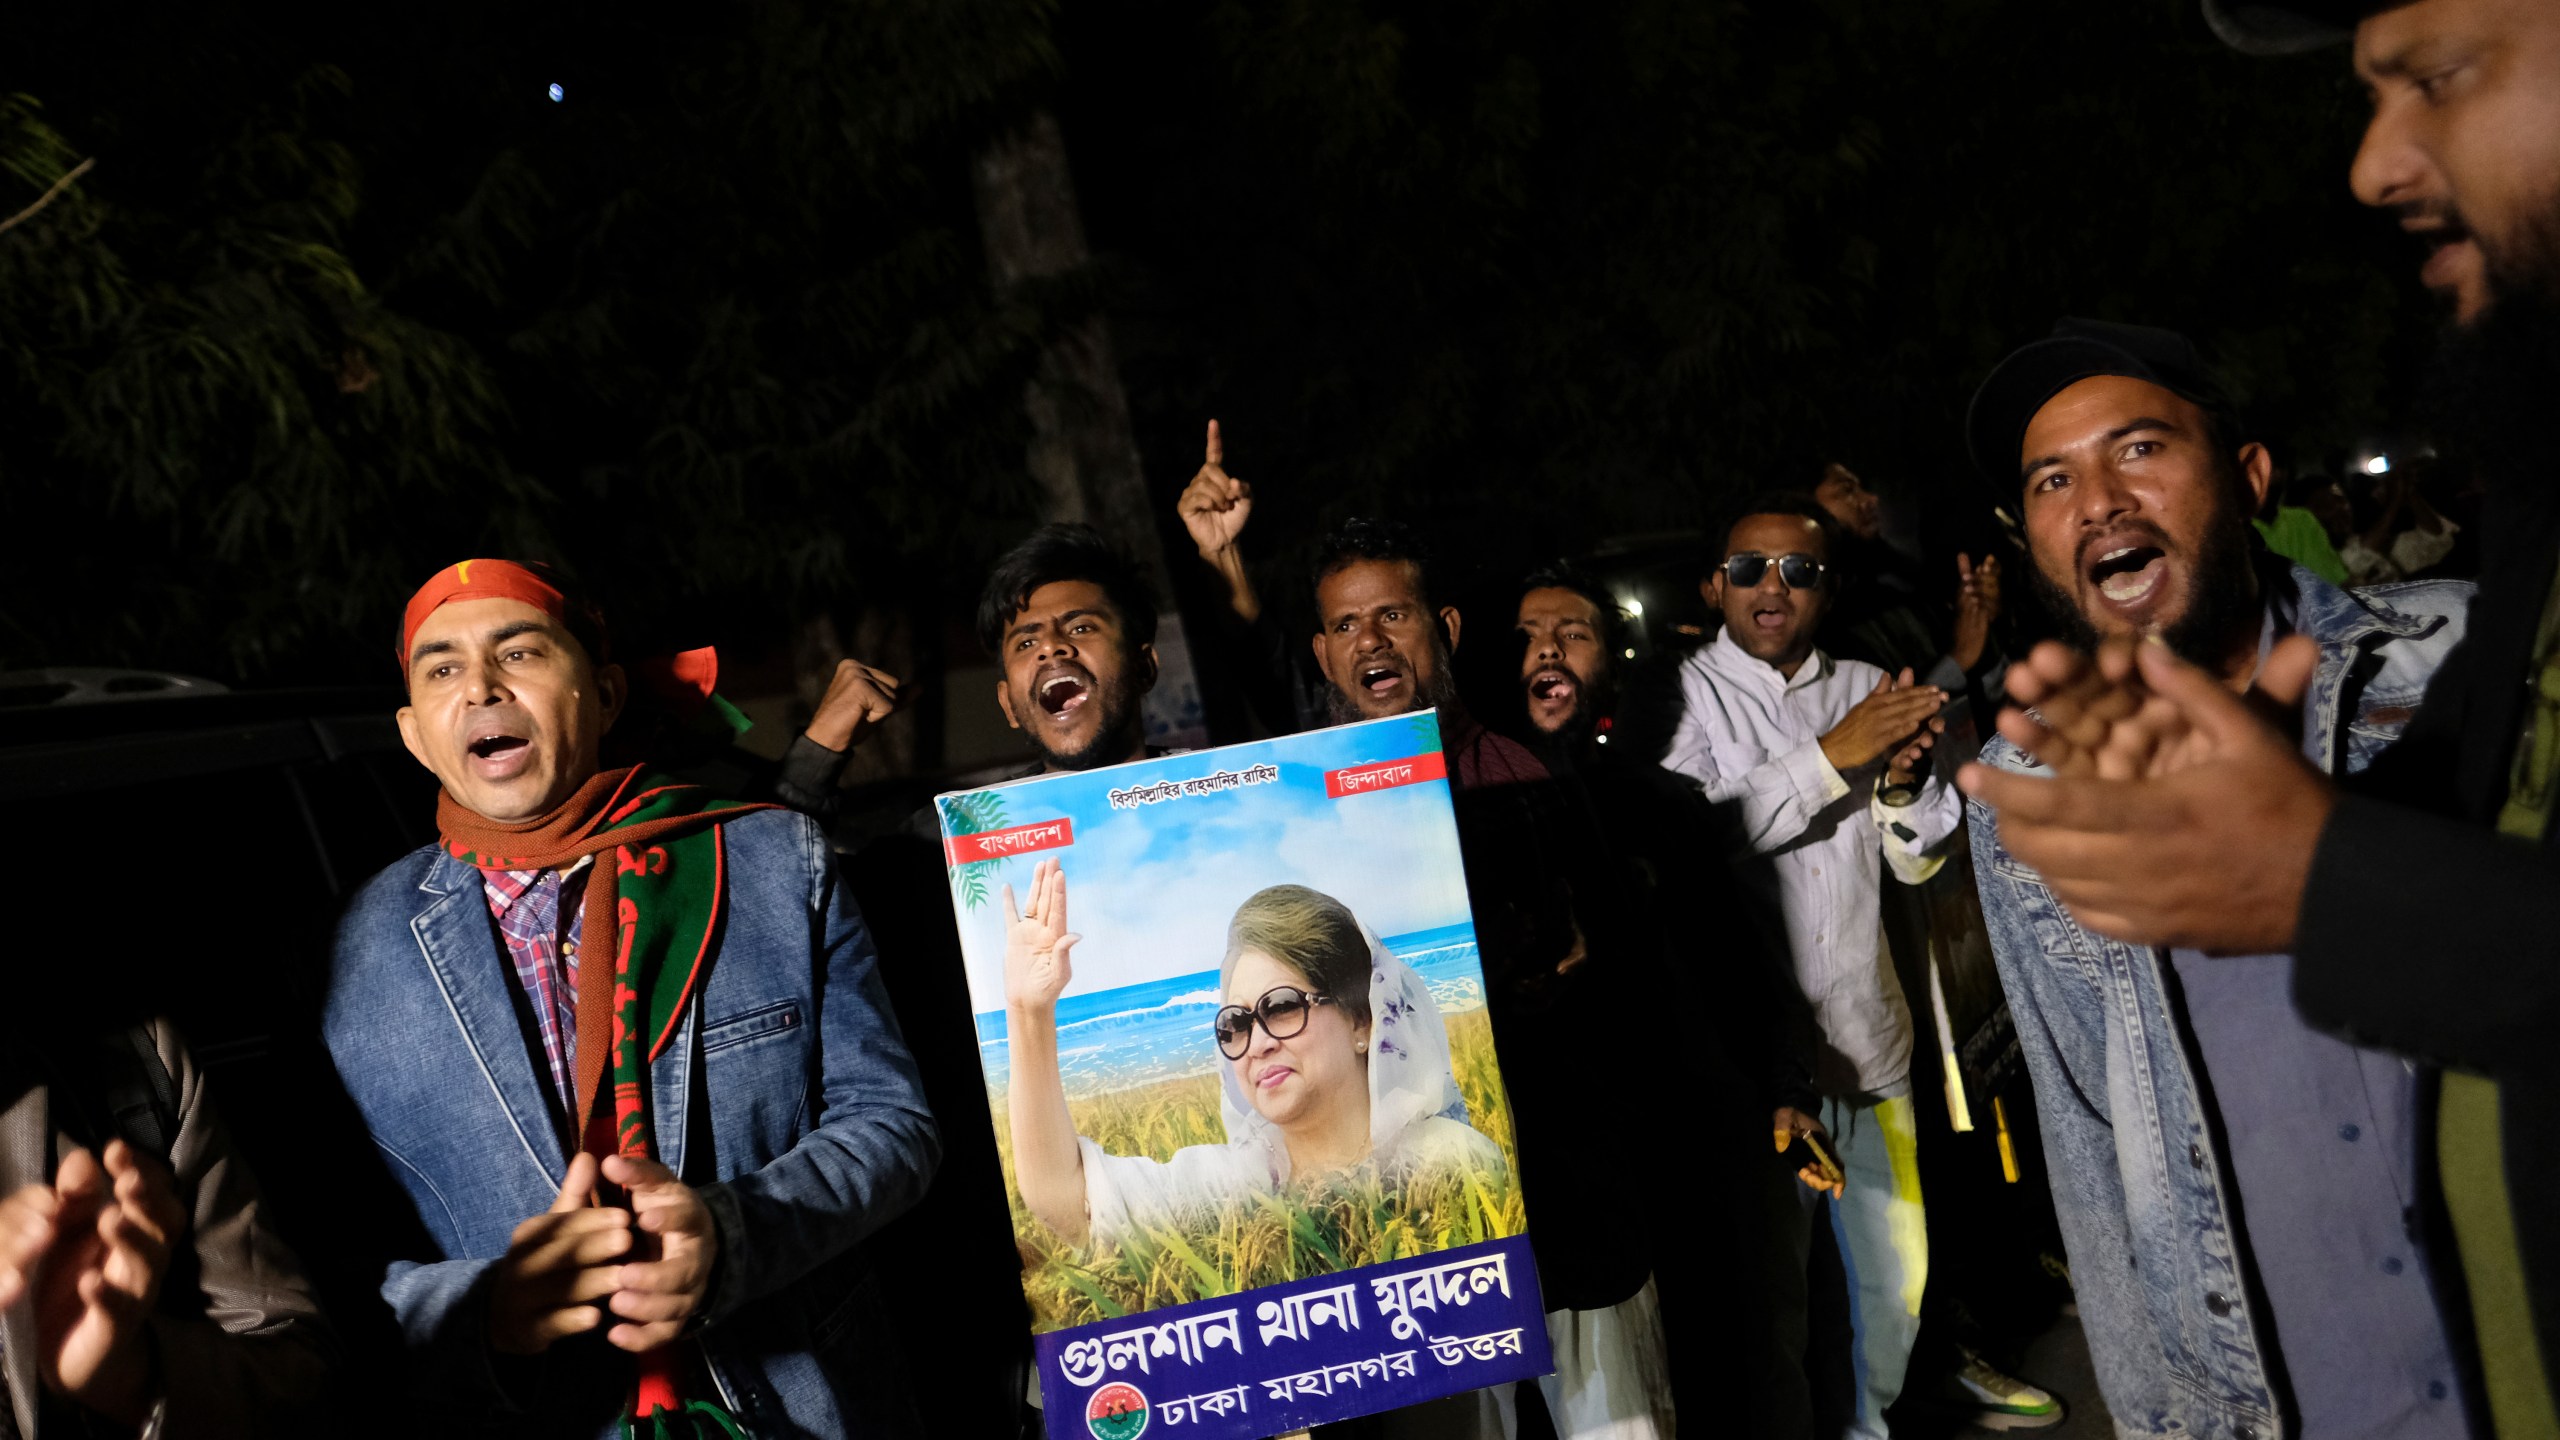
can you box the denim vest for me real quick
[324,806,940,1438]
[1969,567,2471,1438]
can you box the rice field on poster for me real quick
[997,1001,1525,1330]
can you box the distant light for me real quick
[1595,733,1609,745]
[548,83,566,102]
[1622,648,1636,659]
[1623,597,1645,618]
[2364,454,2391,475]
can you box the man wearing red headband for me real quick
[323,559,939,1438]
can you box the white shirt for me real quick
[1661,628,1960,1099]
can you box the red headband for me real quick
[398,558,576,667]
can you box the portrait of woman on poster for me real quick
[1003,861,1501,1248]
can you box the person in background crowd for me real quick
[0,1021,334,1438]
[776,522,1165,822]
[780,524,1173,1435]
[1663,496,2056,1436]
[1811,465,2061,1430]
[1512,564,1831,1437]
[2304,471,2396,584]
[1964,317,2476,1437]
[1960,1,2560,1432]
[2311,468,2466,586]
[323,558,938,1438]
[1181,420,1366,738]
[1195,471,1678,1437]
[2253,472,2355,586]
[1307,521,1677,1440]
[1514,570,1621,747]
[1511,564,1830,1187]
[1812,463,2008,703]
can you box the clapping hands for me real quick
[0,1140,185,1427]
[1959,634,2333,952]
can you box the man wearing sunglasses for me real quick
[1661,494,1962,1440]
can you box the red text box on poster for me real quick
[1323,752,1447,799]
[945,818,1076,867]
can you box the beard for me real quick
[1039,674,1148,771]
[2023,475,2263,670]
[2419,194,2560,510]
[1528,678,1602,740]
[1323,639,1462,725]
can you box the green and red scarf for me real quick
[441,765,777,1440]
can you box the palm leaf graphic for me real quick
[1407,711,1442,756]
[939,790,1009,911]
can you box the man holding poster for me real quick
[939,715,1557,1439]
[1182,440,1682,1437]
[782,523,1181,1433]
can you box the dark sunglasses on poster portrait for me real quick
[1213,986,1340,1059]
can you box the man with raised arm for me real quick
[779,524,1175,1432]
[1964,318,2474,1438]
[324,559,937,1438]
[1955,3,2560,1430]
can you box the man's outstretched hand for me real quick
[1990,635,2318,782]
[1959,637,2334,953]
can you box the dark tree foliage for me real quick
[3,0,1064,680]
[1064,0,2429,612]
[3,0,2430,684]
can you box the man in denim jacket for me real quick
[1965,322,2473,1439]
[324,560,939,1437]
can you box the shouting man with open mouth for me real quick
[1962,318,2477,1439]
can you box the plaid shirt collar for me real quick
[482,854,593,918]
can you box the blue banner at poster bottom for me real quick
[1036,1234,1552,1439]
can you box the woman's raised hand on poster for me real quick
[1001,857,1093,1245]
[1003,857,1082,1015]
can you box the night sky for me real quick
[2,0,2441,717]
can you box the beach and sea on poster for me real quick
[937,712,1552,1439]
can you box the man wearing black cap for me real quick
[1958,2,2560,1433]
[1965,317,2475,1439]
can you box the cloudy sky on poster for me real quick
[942,715,1471,1016]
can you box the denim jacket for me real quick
[1969,567,2470,1439]
[323,806,940,1438]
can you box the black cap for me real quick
[2201,0,2388,54]
[1965,318,2233,495]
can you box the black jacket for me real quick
[2292,472,2560,1381]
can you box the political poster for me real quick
[937,711,1551,1438]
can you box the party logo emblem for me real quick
[1086,1381,1149,1440]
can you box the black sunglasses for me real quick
[1213,985,1338,1059]
[1721,552,1826,590]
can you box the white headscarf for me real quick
[1215,917,1471,1182]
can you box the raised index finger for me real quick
[1206,418,1223,468]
